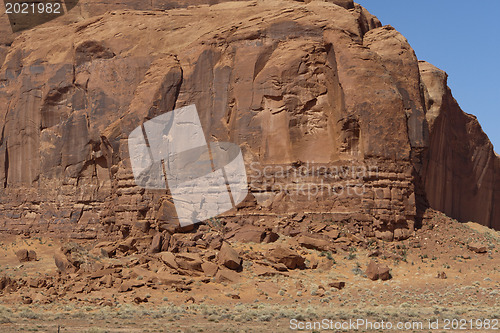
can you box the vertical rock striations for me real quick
[419,61,499,230]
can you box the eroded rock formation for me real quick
[420,62,499,229]
[0,0,497,240]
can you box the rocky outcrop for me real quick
[0,0,497,240]
[419,62,500,230]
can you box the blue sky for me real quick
[356,0,500,152]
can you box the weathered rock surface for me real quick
[217,243,242,270]
[365,260,391,281]
[297,234,333,252]
[0,0,497,240]
[54,253,77,274]
[0,1,360,57]
[419,62,500,230]
[267,246,305,269]
[328,281,345,290]
[14,249,37,262]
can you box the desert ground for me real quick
[0,211,498,332]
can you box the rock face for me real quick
[0,0,358,52]
[0,0,497,239]
[419,62,500,230]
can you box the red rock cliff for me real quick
[0,0,497,238]
[419,61,500,230]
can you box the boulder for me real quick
[175,253,204,272]
[156,273,185,286]
[91,243,117,258]
[27,278,42,288]
[229,227,265,243]
[54,253,77,274]
[148,233,163,254]
[0,276,14,291]
[22,296,33,304]
[253,264,288,277]
[328,281,345,290]
[133,296,148,304]
[377,264,392,281]
[158,252,179,270]
[15,249,37,262]
[117,238,138,254]
[100,275,114,288]
[365,260,391,281]
[297,235,332,251]
[215,269,240,283]
[15,249,29,262]
[201,262,218,277]
[263,231,280,243]
[134,221,150,233]
[468,243,487,254]
[208,235,223,250]
[267,246,305,270]
[118,280,144,292]
[368,250,382,257]
[90,268,118,279]
[28,250,37,261]
[217,243,242,270]
[365,260,379,280]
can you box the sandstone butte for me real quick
[0,0,498,244]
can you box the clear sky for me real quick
[356,0,500,152]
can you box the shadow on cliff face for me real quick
[419,61,500,230]
[411,164,429,230]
